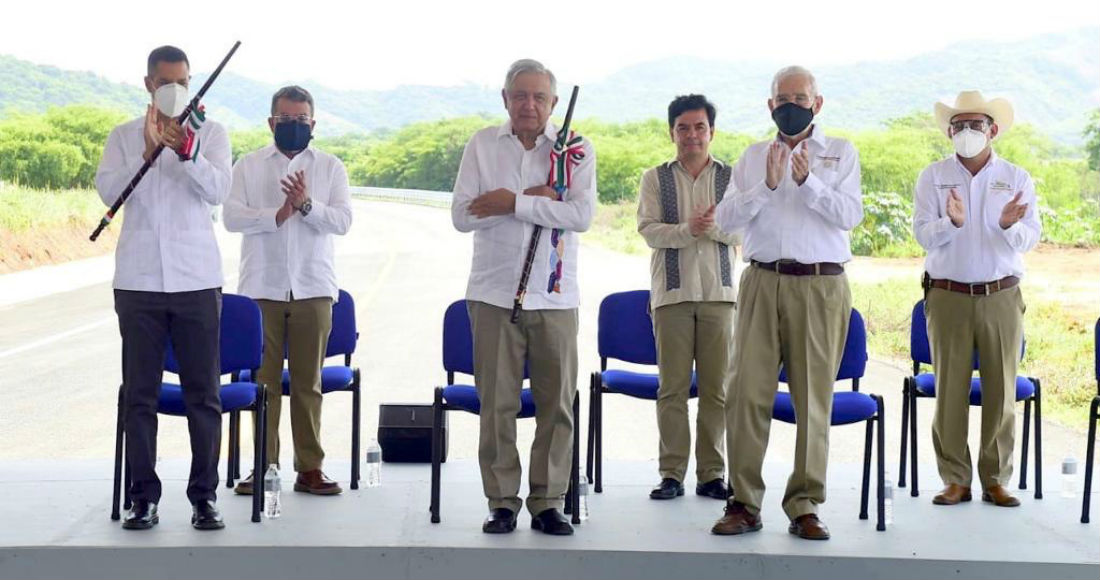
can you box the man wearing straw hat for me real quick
[914,90,1040,508]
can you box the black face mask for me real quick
[274,121,312,152]
[771,102,815,137]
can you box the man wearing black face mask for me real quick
[224,85,353,495]
[712,66,863,540]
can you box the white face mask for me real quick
[153,83,189,118]
[952,128,988,159]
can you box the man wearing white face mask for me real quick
[96,45,231,531]
[913,91,1040,509]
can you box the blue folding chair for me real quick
[587,290,698,493]
[111,293,268,523]
[238,289,362,488]
[429,300,580,524]
[772,308,886,531]
[1082,318,1099,523]
[898,300,1042,498]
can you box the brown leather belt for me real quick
[923,274,1019,296]
[751,260,844,276]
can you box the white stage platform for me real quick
[0,458,1096,580]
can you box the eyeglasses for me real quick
[272,114,312,124]
[950,119,990,133]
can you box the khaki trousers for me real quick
[927,286,1024,490]
[726,265,850,520]
[256,297,333,473]
[467,301,578,515]
[652,301,733,483]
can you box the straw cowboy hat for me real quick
[934,90,1014,139]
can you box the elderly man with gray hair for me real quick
[452,59,597,535]
[711,65,863,540]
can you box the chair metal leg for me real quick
[232,410,241,479]
[570,393,581,524]
[1034,381,1043,499]
[876,395,887,532]
[1020,398,1031,491]
[123,455,132,511]
[586,373,596,488]
[430,387,443,524]
[899,378,910,488]
[111,386,125,521]
[1082,397,1098,524]
[252,389,265,523]
[910,388,920,497]
[351,372,362,490]
[595,378,604,494]
[226,411,237,488]
[860,417,872,520]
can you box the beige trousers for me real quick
[467,301,578,515]
[652,301,734,483]
[726,265,850,520]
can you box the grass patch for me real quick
[851,277,1095,431]
[588,201,648,255]
[0,183,105,232]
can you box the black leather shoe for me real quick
[482,508,517,534]
[191,499,225,530]
[122,500,159,530]
[696,478,731,500]
[531,508,574,535]
[649,478,684,500]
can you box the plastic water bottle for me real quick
[883,471,894,526]
[264,464,281,519]
[366,439,382,488]
[578,475,590,521]
[1062,456,1079,499]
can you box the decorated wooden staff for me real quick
[511,85,583,323]
[89,40,242,242]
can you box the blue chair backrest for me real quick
[442,300,475,376]
[326,289,358,358]
[779,308,867,383]
[597,290,657,365]
[910,300,1024,370]
[1094,318,1099,385]
[166,293,263,376]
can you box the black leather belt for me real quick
[751,260,844,276]
[923,274,1019,296]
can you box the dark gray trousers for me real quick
[114,288,222,504]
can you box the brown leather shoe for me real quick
[233,472,254,496]
[294,469,343,495]
[711,501,762,535]
[981,485,1020,507]
[788,514,830,540]
[932,484,972,505]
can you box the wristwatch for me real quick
[298,198,313,217]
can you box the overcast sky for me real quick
[3,0,1097,90]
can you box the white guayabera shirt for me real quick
[452,120,597,311]
[96,116,231,293]
[913,151,1041,283]
[223,145,352,302]
[715,126,864,264]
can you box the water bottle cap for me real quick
[1062,457,1078,474]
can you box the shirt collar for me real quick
[670,155,718,174]
[773,124,827,150]
[264,143,315,161]
[951,148,999,176]
[497,119,558,144]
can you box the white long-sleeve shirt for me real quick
[223,144,352,301]
[913,151,1041,283]
[715,126,863,264]
[452,121,597,311]
[95,116,231,293]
